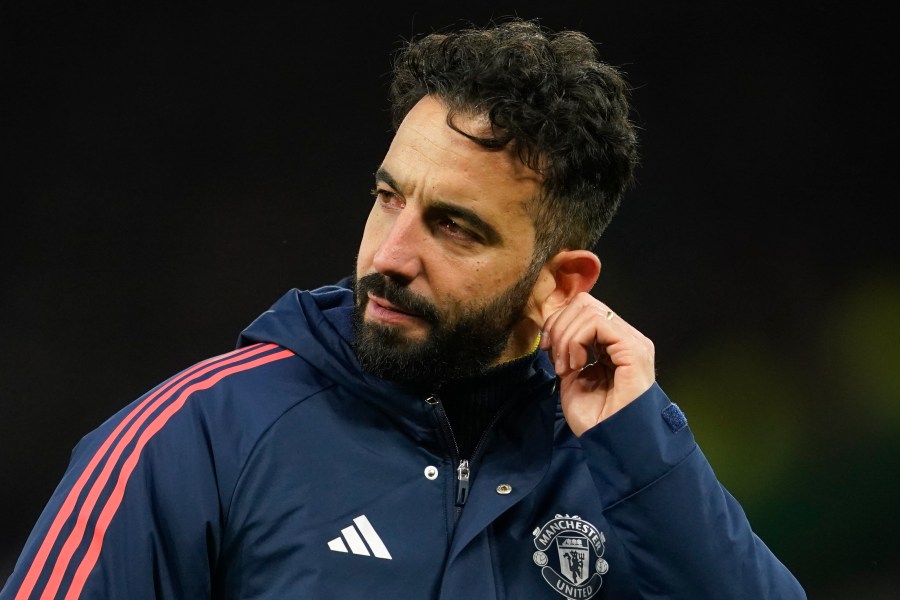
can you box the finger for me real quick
[546,301,616,374]
[542,299,600,372]
[542,292,609,344]
[553,302,649,376]
[539,303,570,349]
[555,308,615,374]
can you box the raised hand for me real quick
[540,292,656,436]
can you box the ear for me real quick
[524,250,601,326]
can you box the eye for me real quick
[436,217,476,242]
[370,187,404,209]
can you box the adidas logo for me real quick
[327,515,392,560]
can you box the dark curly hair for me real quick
[389,18,640,260]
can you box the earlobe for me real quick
[532,250,601,323]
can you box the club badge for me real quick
[532,514,608,599]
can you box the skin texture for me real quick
[356,95,656,436]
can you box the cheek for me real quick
[451,259,510,303]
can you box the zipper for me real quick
[427,392,519,509]
[456,459,470,506]
[428,394,469,509]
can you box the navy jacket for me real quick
[2,285,806,599]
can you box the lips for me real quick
[368,293,421,318]
[355,273,437,325]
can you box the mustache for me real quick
[355,273,439,324]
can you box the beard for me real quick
[351,266,540,386]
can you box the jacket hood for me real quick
[237,282,405,397]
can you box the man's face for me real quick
[353,95,545,384]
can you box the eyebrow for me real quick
[374,166,502,245]
[374,166,402,194]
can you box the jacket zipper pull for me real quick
[456,459,470,506]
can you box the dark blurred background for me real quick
[2,2,898,597]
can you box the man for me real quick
[2,19,805,599]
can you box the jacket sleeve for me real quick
[0,387,221,600]
[577,383,807,599]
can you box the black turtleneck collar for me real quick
[437,348,540,459]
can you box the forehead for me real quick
[381,96,543,234]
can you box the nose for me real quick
[371,208,424,283]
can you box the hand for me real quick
[539,292,656,436]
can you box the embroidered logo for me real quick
[327,515,392,559]
[532,514,608,599]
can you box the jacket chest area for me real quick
[215,392,628,598]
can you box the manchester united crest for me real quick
[532,514,608,599]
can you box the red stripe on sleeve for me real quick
[62,349,295,600]
[12,343,273,600]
